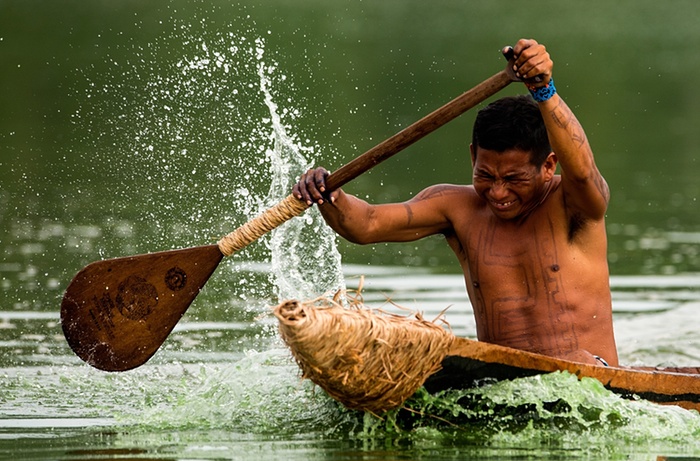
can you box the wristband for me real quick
[528,78,556,103]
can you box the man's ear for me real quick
[470,143,476,167]
[542,152,558,180]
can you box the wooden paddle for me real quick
[61,52,520,372]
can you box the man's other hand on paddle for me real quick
[294,167,339,206]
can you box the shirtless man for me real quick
[293,39,619,367]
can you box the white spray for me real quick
[255,39,346,302]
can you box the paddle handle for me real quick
[218,67,516,257]
[218,194,308,256]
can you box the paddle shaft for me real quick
[328,69,513,190]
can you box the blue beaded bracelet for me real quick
[528,78,556,102]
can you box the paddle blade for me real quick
[60,244,224,371]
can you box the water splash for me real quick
[71,20,283,309]
[72,20,344,310]
[255,39,345,302]
[112,349,357,435]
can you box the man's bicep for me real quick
[364,185,459,242]
[397,185,463,238]
[361,201,446,242]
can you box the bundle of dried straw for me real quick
[274,296,455,414]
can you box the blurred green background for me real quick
[3,0,700,312]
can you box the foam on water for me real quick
[97,349,353,435]
[8,354,700,458]
[393,372,700,450]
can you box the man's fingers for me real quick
[518,57,550,80]
[511,38,538,57]
[296,168,331,205]
[509,39,552,86]
[295,171,312,205]
[312,168,328,193]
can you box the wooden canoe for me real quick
[424,337,700,412]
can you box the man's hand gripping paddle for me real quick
[60,50,521,372]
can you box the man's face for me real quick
[471,146,555,220]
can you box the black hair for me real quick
[472,95,551,167]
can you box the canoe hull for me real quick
[425,337,700,412]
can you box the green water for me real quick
[4,0,700,459]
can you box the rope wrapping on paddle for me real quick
[274,297,454,414]
[217,194,309,256]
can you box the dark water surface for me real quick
[3,1,700,459]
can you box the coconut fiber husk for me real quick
[274,296,455,414]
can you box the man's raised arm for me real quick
[509,39,609,221]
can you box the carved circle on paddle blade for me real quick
[115,275,159,321]
[165,266,187,291]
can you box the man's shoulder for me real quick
[412,183,475,202]
[410,184,482,227]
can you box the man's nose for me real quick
[489,181,509,200]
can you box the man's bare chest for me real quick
[468,213,564,263]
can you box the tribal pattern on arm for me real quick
[402,203,414,227]
[548,98,610,205]
[400,184,465,235]
[550,98,587,149]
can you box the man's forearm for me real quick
[539,94,610,215]
[540,94,597,181]
[318,191,377,244]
